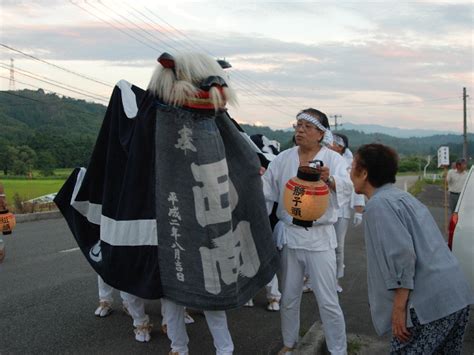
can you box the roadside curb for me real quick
[15,210,62,223]
[294,321,326,354]
[294,322,388,355]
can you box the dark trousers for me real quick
[449,192,460,213]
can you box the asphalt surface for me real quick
[0,175,472,354]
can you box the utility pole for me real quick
[9,58,15,91]
[329,114,342,131]
[463,87,468,159]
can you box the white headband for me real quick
[296,112,334,146]
[333,135,345,148]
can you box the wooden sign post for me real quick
[437,146,450,235]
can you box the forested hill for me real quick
[0,89,471,175]
[0,89,105,173]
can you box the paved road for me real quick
[394,175,420,191]
[1,177,472,354]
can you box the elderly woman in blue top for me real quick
[350,143,473,354]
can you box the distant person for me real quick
[329,133,365,292]
[245,134,281,312]
[446,158,468,212]
[351,143,473,354]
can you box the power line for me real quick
[69,1,162,54]
[119,2,199,54]
[0,63,109,102]
[0,90,47,104]
[115,1,467,115]
[136,1,302,109]
[243,96,459,108]
[92,1,183,54]
[0,90,105,117]
[0,75,107,106]
[323,96,459,109]
[76,0,297,117]
[95,0,285,107]
[9,58,15,90]
[0,65,108,103]
[135,1,302,111]
[0,43,112,87]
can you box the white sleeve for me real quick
[331,155,353,210]
[261,158,280,205]
[352,192,366,207]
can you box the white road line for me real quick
[59,247,80,253]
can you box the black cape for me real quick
[54,80,279,310]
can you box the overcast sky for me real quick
[1,0,472,131]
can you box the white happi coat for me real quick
[338,149,365,219]
[262,146,353,251]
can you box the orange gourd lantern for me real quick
[284,163,330,227]
[0,209,16,235]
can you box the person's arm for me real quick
[353,194,365,226]
[353,205,364,226]
[365,198,416,339]
[365,199,416,290]
[446,170,452,188]
[328,157,353,209]
[392,288,411,342]
[261,159,280,207]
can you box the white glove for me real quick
[353,212,363,227]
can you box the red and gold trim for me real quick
[285,180,329,196]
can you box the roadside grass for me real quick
[409,178,444,197]
[0,168,73,213]
[0,179,65,207]
[0,168,73,180]
[397,171,420,176]
[397,171,442,177]
[347,336,365,354]
[0,169,73,209]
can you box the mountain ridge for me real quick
[1,89,471,171]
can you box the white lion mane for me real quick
[148,52,238,110]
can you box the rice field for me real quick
[0,179,66,207]
[0,168,73,209]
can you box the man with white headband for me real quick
[262,108,352,355]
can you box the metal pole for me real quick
[444,166,448,235]
[329,114,342,131]
[463,87,468,159]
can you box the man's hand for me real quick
[317,166,330,183]
[259,167,266,176]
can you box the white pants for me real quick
[280,247,347,355]
[334,217,350,279]
[97,276,149,326]
[161,298,234,355]
[266,274,281,301]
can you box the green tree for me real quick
[0,145,20,175]
[398,156,424,173]
[0,142,12,175]
[36,151,57,176]
[10,145,37,176]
